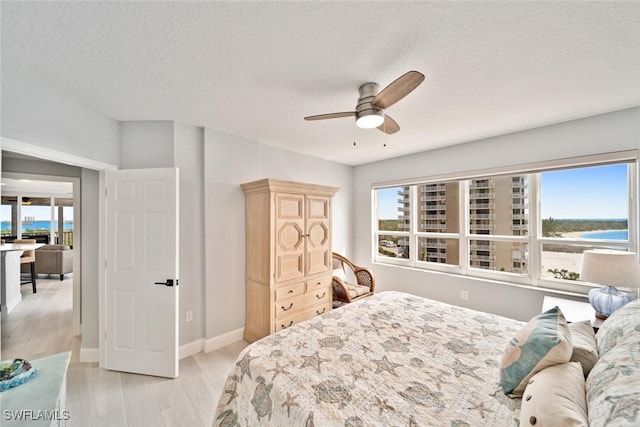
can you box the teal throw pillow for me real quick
[500,306,572,396]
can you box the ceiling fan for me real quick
[304,70,425,134]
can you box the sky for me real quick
[540,163,627,219]
[377,163,628,220]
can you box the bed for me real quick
[214,291,525,426]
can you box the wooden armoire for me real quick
[241,178,339,342]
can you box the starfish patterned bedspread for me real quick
[214,291,524,426]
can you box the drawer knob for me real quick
[316,292,326,299]
[288,289,294,294]
[281,302,294,311]
[316,307,326,315]
[282,320,294,329]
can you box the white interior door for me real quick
[105,168,179,378]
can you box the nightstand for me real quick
[542,295,604,332]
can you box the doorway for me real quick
[1,168,81,361]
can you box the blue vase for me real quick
[588,285,633,318]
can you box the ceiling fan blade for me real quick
[373,71,425,109]
[304,111,355,121]
[377,115,400,134]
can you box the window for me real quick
[539,163,631,284]
[416,181,460,267]
[375,186,410,260]
[372,154,637,293]
[22,203,52,237]
[468,174,529,274]
[0,197,15,237]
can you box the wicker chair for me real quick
[331,252,375,305]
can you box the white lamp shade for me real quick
[581,250,640,288]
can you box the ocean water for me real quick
[1,220,73,232]
[580,230,628,240]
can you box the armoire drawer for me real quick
[274,281,305,301]
[274,300,332,332]
[305,275,332,292]
[274,285,331,319]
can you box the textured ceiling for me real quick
[2,1,639,166]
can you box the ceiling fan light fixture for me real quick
[356,109,384,129]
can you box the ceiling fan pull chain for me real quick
[383,119,387,147]
[353,122,357,146]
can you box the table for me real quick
[542,295,604,330]
[1,243,44,317]
[0,352,71,426]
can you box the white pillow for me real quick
[520,362,588,427]
[568,320,599,377]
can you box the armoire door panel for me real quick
[277,254,304,282]
[277,222,304,251]
[277,195,304,219]
[307,197,329,219]
[275,193,305,282]
[307,249,330,275]
[307,221,329,248]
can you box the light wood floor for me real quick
[1,274,249,426]
[1,275,79,362]
[67,341,248,427]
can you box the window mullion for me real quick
[372,188,378,261]
[460,180,469,275]
[629,160,638,254]
[529,173,540,286]
[411,185,418,267]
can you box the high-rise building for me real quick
[397,176,528,272]
[416,183,459,264]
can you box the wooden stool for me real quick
[14,239,37,293]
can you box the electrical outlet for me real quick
[186,310,193,322]
[460,290,469,301]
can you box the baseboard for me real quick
[6,294,22,313]
[204,327,244,353]
[79,347,99,363]
[179,338,205,359]
[79,330,244,363]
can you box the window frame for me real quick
[372,151,639,294]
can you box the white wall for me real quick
[1,70,119,166]
[173,123,205,345]
[353,107,640,322]
[117,121,206,347]
[203,128,354,338]
[119,121,175,169]
[80,168,100,348]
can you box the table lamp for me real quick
[581,249,640,319]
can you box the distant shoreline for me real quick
[561,229,627,239]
